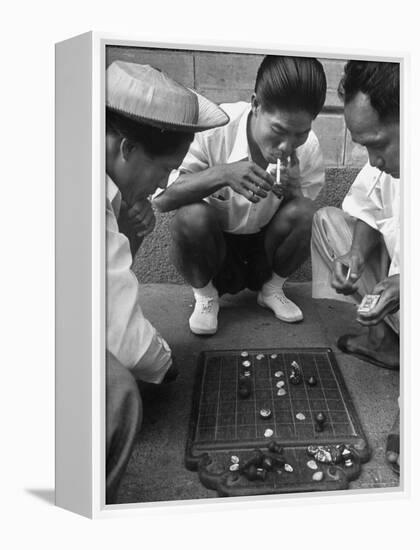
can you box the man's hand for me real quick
[221,160,274,203]
[118,199,156,257]
[271,151,303,200]
[125,199,156,239]
[357,274,400,326]
[331,250,365,295]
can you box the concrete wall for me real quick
[106,46,368,282]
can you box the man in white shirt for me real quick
[105,61,229,502]
[311,61,400,473]
[154,56,326,335]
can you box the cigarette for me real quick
[276,158,280,184]
[345,266,351,281]
[367,170,383,197]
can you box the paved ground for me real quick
[117,282,400,504]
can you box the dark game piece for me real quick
[255,468,267,481]
[307,376,317,386]
[238,385,251,399]
[315,412,326,432]
[244,464,258,481]
[261,456,274,471]
[289,361,302,385]
[238,376,251,399]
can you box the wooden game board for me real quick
[185,348,370,497]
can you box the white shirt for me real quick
[169,101,325,234]
[342,162,400,276]
[106,176,172,383]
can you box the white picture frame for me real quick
[55,32,408,518]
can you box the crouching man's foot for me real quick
[257,274,303,323]
[189,282,219,335]
[337,321,399,370]
[386,410,400,475]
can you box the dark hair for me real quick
[255,56,327,117]
[106,108,194,157]
[338,61,399,121]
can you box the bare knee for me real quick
[273,198,317,233]
[170,202,220,242]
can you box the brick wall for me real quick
[106,46,367,282]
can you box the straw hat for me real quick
[106,61,229,132]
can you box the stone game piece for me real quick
[270,353,278,359]
[242,360,251,368]
[306,376,317,386]
[284,464,293,473]
[261,456,274,471]
[315,412,326,432]
[276,380,285,388]
[229,463,239,471]
[243,370,251,377]
[264,428,274,438]
[289,361,302,385]
[240,351,249,358]
[259,408,272,419]
[306,460,318,470]
[296,412,306,421]
[277,388,287,397]
[312,471,324,481]
[238,375,251,399]
[256,353,265,360]
[274,370,284,378]
[231,455,239,464]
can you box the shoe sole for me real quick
[189,325,218,335]
[257,296,303,323]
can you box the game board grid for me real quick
[195,350,357,443]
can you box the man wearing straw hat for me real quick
[154,56,327,335]
[311,61,400,474]
[105,60,229,502]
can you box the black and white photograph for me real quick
[104,44,401,505]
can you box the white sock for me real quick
[262,273,287,294]
[192,280,218,299]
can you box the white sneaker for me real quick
[257,289,303,323]
[189,295,219,335]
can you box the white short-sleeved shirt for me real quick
[168,102,325,234]
[106,176,172,383]
[342,162,400,276]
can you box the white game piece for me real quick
[264,429,274,437]
[312,471,324,481]
[307,460,318,470]
[277,388,287,396]
[296,413,306,421]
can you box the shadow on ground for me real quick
[117,282,399,504]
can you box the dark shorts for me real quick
[212,229,272,296]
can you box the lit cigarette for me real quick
[345,266,351,281]
[276,158,281,184]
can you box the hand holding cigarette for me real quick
[331,252,365,295]
[272,152,302,199]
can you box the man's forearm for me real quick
[350,219,382,260]
[153,166,227,212]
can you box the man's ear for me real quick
[120,138,136,161]
[251,93,260,115]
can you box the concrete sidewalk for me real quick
[117,282,399,504]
